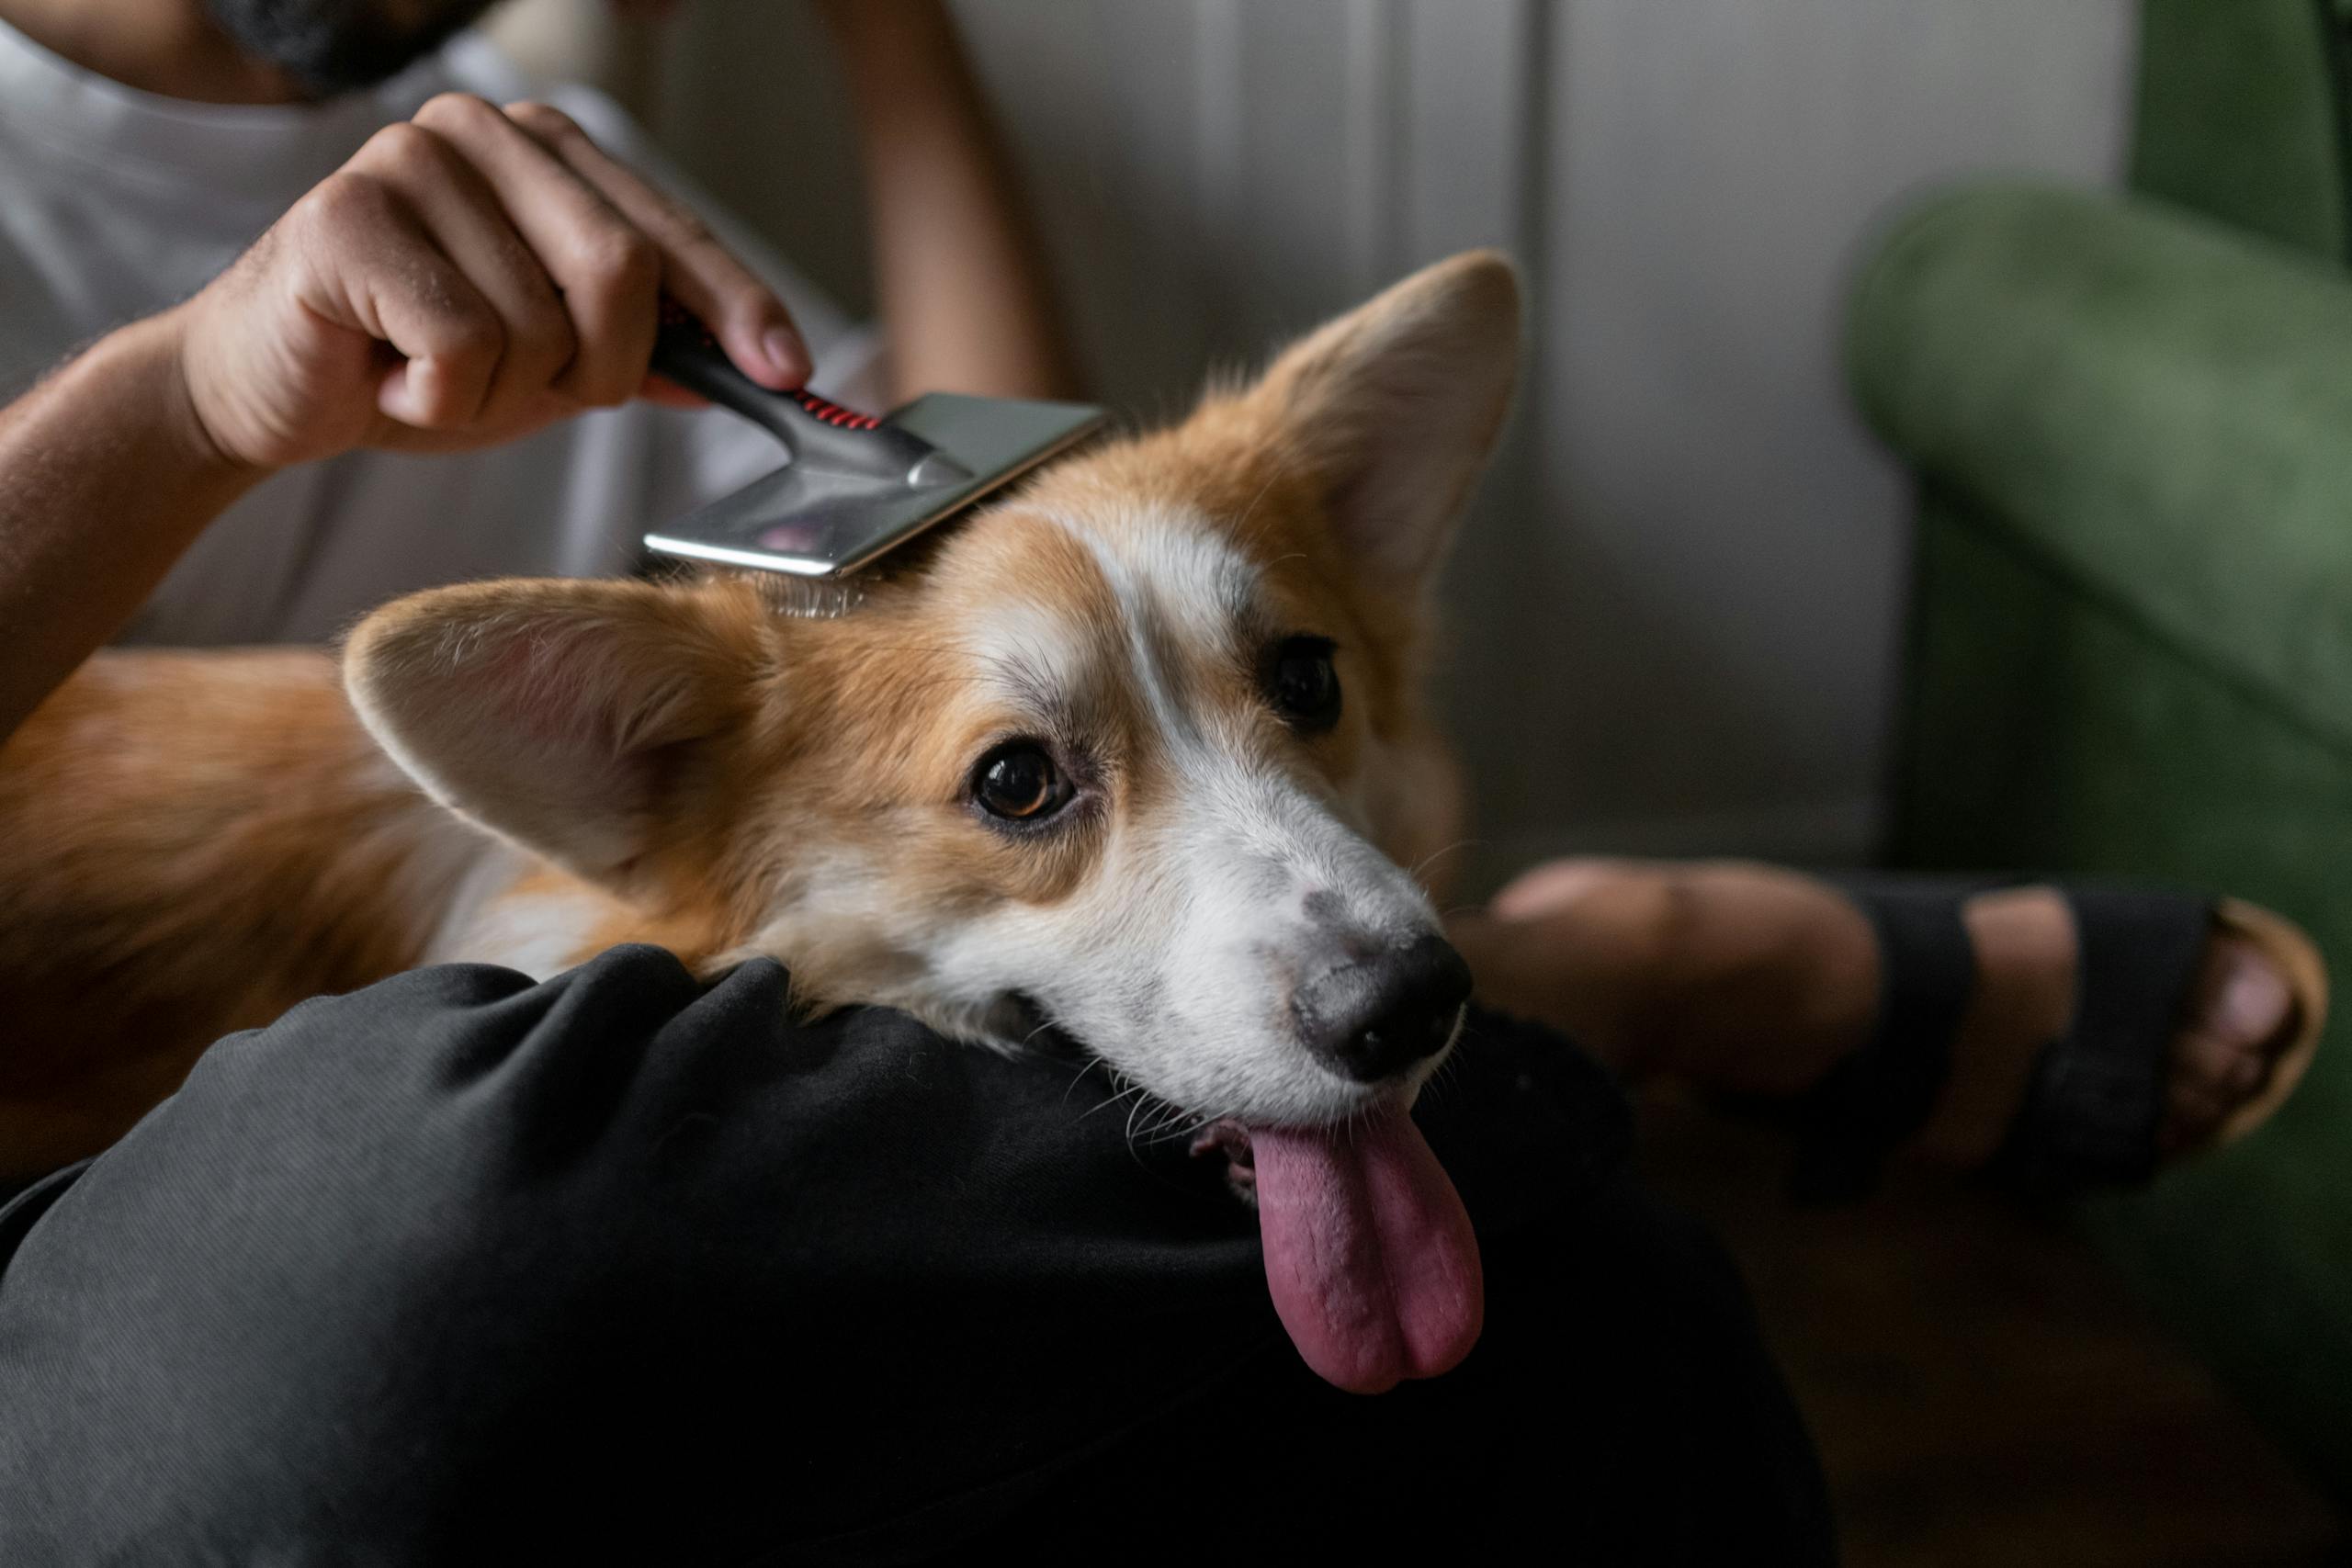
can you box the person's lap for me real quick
[0,945,1831,1565]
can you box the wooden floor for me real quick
[1635,1092,2348,1567]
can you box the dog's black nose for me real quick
[1294,933,1473,1083]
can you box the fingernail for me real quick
[763,328,808,385]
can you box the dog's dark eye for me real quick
[1265,636,1341,732]
[972,742,1070,823]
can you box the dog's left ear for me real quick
[1246,249,1521,593]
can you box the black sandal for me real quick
[1787,878,2326,1204]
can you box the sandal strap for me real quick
[1788,879,1981,1204]
[1984,888,2212,1193]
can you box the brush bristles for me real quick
[763,578,869,619]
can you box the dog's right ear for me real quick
[344,578,766,895]
[1239,249,1521,598]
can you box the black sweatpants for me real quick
[0,945,1834,1565]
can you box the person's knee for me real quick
[1611,861,1870,1039]
[1671,863,1880,1042]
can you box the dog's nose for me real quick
[1294,933,1473,1083]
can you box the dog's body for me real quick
[0,254,1520,1392]
[0,648,472,1171]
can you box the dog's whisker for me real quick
[1419,1052,1463,1111]
[1152,1109,1223,1148]
[1230,471,1284,545]
[1123,1091,1152,1145]
[1409,838,1482,885]
[1078,1081,1151,1122]
[1055,1055,1107,1107]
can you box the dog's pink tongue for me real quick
[1250,1105,1483,1394]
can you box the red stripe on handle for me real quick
[792,389,881,431]
[660,296,884,428]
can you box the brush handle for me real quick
[650,304,970,488]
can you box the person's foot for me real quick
[1905,885,2294,1164]
[1448,860,2306,1173]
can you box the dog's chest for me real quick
[426,849,608,979]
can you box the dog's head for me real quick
[347,251,1519,1134]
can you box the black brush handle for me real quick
[650,303,967,487]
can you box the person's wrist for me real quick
[136,307,274,484]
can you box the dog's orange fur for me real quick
[0,651,469,1172]
[0,252,1517,1179]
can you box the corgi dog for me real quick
[0,252,1521,1394]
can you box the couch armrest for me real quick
[1848,181,2352,752]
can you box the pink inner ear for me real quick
[401,619,665,858]
[353,589,735,886]
[456,606,706,766]
[463,622,645,760]
[1322,377,1487,587]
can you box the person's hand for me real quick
[168,93,808,471]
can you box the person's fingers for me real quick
[286,167,504,430]
[638,375,707,410]
[409,94,661,408]
[349,118,578,430]
[502,99,810,389]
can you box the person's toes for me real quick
[2165,1050,2235,1140]
[2189,940,2292,1068]
[2172,1011,2251,1088]
[2226,1048,2266,1095]
[2162,937,2294,1147]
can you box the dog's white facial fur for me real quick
[345,252,1521,1129]
[745,503,1458,1127]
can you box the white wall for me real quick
[1525,0,2136,871]
[494,0,2138,886]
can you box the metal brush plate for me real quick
[644,393,1106,578]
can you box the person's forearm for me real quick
[0,311,263,743]
[817,0,1079,401]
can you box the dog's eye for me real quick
[1265,636,1341,732]
[972,742,1070,822]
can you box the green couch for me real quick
[1846,0,2352,1499]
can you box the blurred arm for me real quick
[815,0,1080,401]
[0,90,813,747]
[0,316,263,746]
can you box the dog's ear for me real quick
[344,578,765,894]
[1244,249,1521,594]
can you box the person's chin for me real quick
[198,0,502,96]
